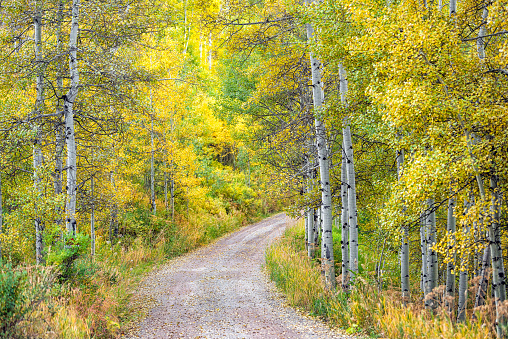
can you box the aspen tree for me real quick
[90,175,95,256]
[458,198,472,322]
[305,0,335,289]
[339,63,358,280]
[425,199,438,308]
[445,197,456,314]
[34,2,44,263]
[341,142,349,290]
[64,0,81,235]
[397,149,409,300]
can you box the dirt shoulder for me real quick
[126,214,353,338]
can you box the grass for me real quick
[1,205,274,338]
[265,220,495,339]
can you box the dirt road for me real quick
[127,214,352,339]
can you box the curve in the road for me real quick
[127,213,353,339]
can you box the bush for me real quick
[0,262,55,338]
[47,232,92,283]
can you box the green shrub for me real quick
[0,262,54,338]
[47,232,91,283]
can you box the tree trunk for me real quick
[150,111,156,215]
[457,257,469,322]
[341,143,349,290]
[343,125,358,279]
[90,175,95,256]
[307,0,336,289]
[397,149,409,300]
[308,207,315,258]
[474,246,490,308]
[420,217,428,295]
[64,0,80,235]
[489,174,507,337]
[425,199,438,308]
[110,170,118,240]
[34,5,44,263]
[445,197,457,314]
[339,64,359,280]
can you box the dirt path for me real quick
[127,214,353,339]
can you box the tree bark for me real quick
[341,142,349,290]
[397,149,409,300]
[489,174,507,337]
[474,246,490,309]
[425,200,438,309]
[339,64,359,280]
[420,216,428,295]
[445,197,457,314]
[64,0,80,235]
[90,175,95,256]
[34,4,44,263]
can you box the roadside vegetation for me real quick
[266,220,496,338]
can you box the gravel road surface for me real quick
[127,213,353,339]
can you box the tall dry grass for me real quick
[265,220,496,338]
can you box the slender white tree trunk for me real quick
[420,217,428,295]
[457,198,472,322]
[489,175,507,337]
[425,200,438,308]
[457,256,469,322]
[474,246,490,308]
[64,0,80,234]
[397,150,409,300]
[90,175,95,256]
[445,197,457,314]
[341,144,349,290]
[339,64,359,280]
[34,4,44,263]
[110,170,118,240]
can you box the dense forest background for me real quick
[0,0,508,337]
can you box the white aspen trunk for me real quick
[170,113,175,221]
[474,6,507,334]
[164,161,168,211]
[477,7,488,60]
[64,0,80,235]
[54,0,64,199]
[150,113,156,215]
[449,0,457,15]
[445,197,457,314]
[457,257,469,322]
[343,125,358,278]
[170,177,175,221]
[341,145,349,290]
[474,246,490,308]
[308,206,315,258]
[397,150,410,299]
[420,218,428,295]
[339,64,359,280]
[305,211,309,251]
[90,175,95,256]
[110,170,118,240]
[489,175,507,337]
[458,198,472,322]
[426,200,438,308]
[34,5,44,263]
